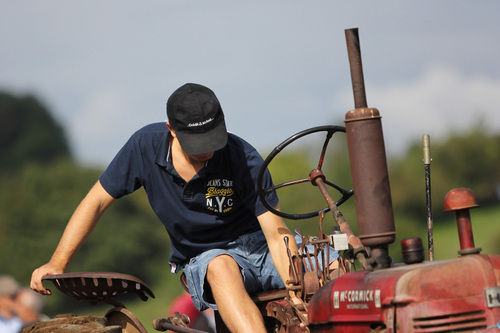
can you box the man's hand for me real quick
[30,262,64,295]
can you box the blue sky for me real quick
[2,1,499,166]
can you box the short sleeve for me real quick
[99,132,146,199]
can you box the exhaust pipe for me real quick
[344,28,396,268]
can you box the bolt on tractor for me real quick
[31,28,500,333]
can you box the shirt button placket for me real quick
[183,183,194,201]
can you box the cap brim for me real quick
[176,120,228,155]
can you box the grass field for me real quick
[431,204,500,260]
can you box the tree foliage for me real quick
[0,92,169,314]
[389,122,500,221]
[0,91,71,173]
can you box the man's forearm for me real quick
[257,208,299,287]
[49,181,115,269]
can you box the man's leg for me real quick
[206,255,266,333]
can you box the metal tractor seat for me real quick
[43,272,155,333]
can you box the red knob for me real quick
[443,188,479,212]
[443,188,481,256]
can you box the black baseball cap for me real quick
[167,83,228,155]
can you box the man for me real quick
[0,275,23,333]
[30,83,307,332]
[14,288,48,330]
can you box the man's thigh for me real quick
[182,231,283,311]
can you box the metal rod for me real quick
[153,317,210,333]
[313,176,369,269]
[455,210,476,251]
[345,28,367,109]
[423,134,434,261]
[285,236,299,284]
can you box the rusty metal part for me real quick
[401,237,425,264]
[152,317,210,333]
[251,289,288,303]
[344,108,396,249]
[344,28,396,255]
[319,243,327,283]
[294,228,307,253]
[105,307,148,333]
[295,253,305,300]
[306,236,332,287]
[303,271,320,297]
[309,169,360,247]
[345,28,368,109]
[309,171,369,270]
[444,188,482,256]
[285,301,309,330]
[43,272,155,306]
[318,211,325,239]
[423,134,434,261]
[285,236,300,284]
[313,241,322,284]
[455,210,482,255]
[303,241,315,272]
[295,228,312,272]
[366,246,392,269]
[324,234,330,280]
[265,299,309,332]
[166,312,190,328]
[443,187,479,211]
[266,300,296,329]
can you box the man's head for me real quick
[167,83,228,155]
[0,275,20,298]
[14,288,46,323]
[0,276,20,319]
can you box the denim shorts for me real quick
[181,229,338,311]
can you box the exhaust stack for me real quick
[344,28,396,268]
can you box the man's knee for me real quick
[206,255,240,282]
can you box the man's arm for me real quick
[30,180,116,295]
[257,206,298,288]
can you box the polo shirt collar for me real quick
[154,129,171,168]
[154,130,218,176]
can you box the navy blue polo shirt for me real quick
[99,122,278,269]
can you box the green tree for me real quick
[0,159,170,314]
[432,124,500,207]
[389,122,500,224]
[0,91,71,173]
[0,91,170,315]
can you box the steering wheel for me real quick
[257,125,353,220]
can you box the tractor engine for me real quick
[308,246,500,332]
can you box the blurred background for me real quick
[1,1,500,331]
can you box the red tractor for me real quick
[38,28,500,333]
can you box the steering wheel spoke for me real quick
[323,180,354,204]
[258,125,353,220]
[273,178,310,191]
